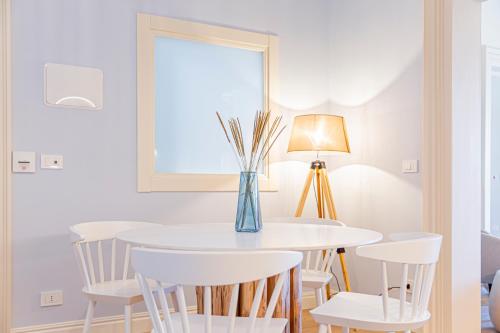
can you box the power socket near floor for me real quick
[40,290,63,307]
[406,279,414,293]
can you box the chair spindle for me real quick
[399,263,408,320]
[85,242,96,285]
[111,238,116,280]
[381,261,389,321]
[97,241,105,283]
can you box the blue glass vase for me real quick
[235,171,262,232]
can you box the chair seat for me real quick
[302,270,333,289]
[83,279,175,305]
[166,313,288,333]
[310,292,430,332]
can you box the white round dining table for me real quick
[116,222,383,251]
[117,222,382,333]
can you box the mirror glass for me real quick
[154,36,264,174]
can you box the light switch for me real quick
[12,151,36,173]
[41,154,63,169]
[402,159,419,173]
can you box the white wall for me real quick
[11,0,423,328]
[482,0,500,48]
[327,0,423,293]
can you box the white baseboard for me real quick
[10,310,158,333]
[12,293,317,333]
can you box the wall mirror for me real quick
[137,14,278,192]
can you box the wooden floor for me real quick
[303,310,375,333]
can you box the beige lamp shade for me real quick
[287,114,350,153]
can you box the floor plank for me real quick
[303,310,375,333]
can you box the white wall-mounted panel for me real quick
[44,63,103,110]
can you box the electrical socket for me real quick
[40,290,63,307]
[406,279,414,293]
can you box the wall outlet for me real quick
[406,279,414,293]
[41,154,64,169]
[40,290,63,307]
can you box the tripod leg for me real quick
[337,248,351,292]
[316,168,324,218]
[321,169,352,292]
[295,169,314,217]
[320,168,336,220]
[321,169,337,219]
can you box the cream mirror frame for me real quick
[137,13,279,192]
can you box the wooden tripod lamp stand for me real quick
[288,114,352,292]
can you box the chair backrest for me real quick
[264,217,345,273]
[356,232,442,322]
[132,249,303,333]
[70,221,158,288]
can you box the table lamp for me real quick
[288,114,352,291]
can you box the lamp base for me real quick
[295,160,336,219]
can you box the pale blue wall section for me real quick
[155,37,263,173]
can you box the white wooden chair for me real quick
[265,217,345,306]
[131,248,303,333]
[310,232,442,333]
[70,221,176,333]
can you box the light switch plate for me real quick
[402,159,419,173]
[12,151,36,173]
[41,154,63,169]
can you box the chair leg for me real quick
[83,301,95,333]
[315,288,332,333]
[322,287,329,302]
[315,288,324,306]
[124,305,132,333]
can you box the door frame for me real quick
[423,0,482,332]
[0,0,11,331]
[483,46,500,233]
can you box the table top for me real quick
[116,222,383,251]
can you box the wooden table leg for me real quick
[196,286,203,314]
[196,264,302,333]
[289,264,302,333]
[196,286,234,315]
